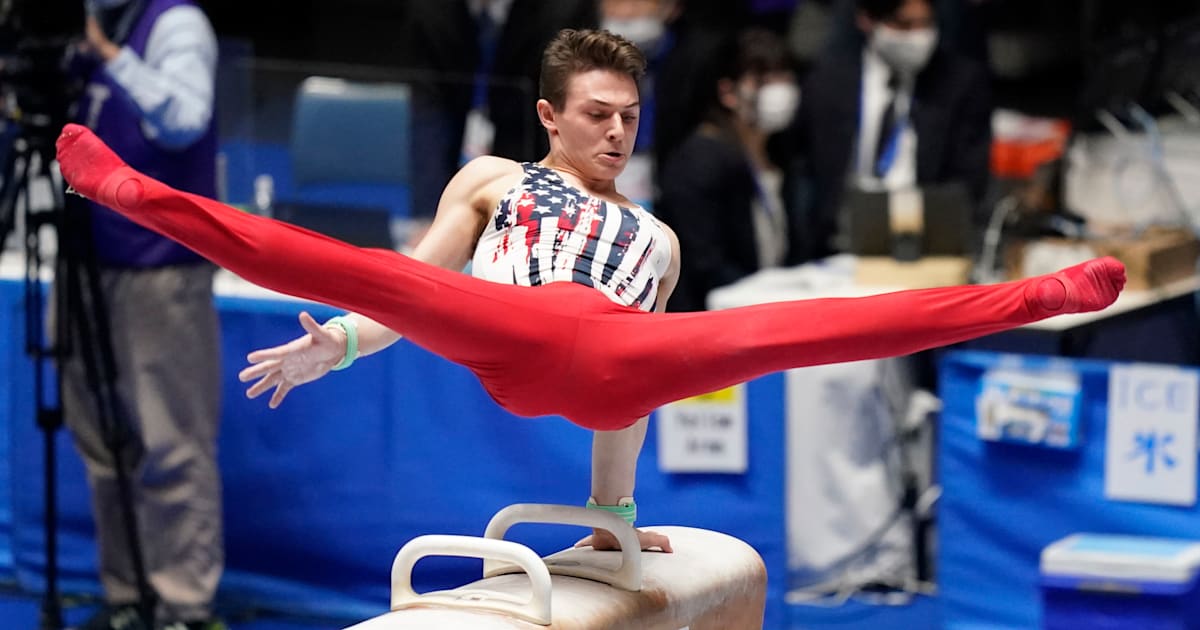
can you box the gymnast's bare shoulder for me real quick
[453,155,526,214]
[409,156,525,269]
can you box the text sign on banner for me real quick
[657,385,748,473]
[1105,364,1199,506]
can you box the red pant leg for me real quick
[78,171,1115,432]
[559,276,1102,429]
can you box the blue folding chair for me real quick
[288,76,412,220]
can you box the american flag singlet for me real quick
[472,163,672,311]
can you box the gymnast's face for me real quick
[539,69,640,181]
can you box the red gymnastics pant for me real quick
[55,124,1126,431]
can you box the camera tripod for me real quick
[0,121,156,629]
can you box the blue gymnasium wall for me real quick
[938,351,1200,629]
[0,280,789,627]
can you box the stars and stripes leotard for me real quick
[55,124,1126,431]
[473,163,671,311]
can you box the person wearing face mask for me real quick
[64,1,224,629]
[783,0,992,263]
[655,28,801,312]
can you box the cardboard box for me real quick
[1008,228,1200,290]
[855,256,973,289]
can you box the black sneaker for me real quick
[158,619,229,630]
[75,604,149,630]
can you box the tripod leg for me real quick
[12,141,66,630]
[35,267,63,630]
[57,197,157,627]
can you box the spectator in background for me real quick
[784,0,991,263]
[66,1,224,629]
[398,0,599,220]
[652,0,750,177]
[656,28,799,311]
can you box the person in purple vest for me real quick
[65,1,224,629]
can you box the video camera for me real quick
[0,0,85,143]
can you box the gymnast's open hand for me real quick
[576,528,674,553]
[238,311,347,408]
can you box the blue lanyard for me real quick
[858,75,910,178]
[875,114,907,178]
[633,30,674,153]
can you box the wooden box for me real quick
[1007,228,1200,290]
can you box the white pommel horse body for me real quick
[343,503,767,630]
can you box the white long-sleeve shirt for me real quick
[105,4,217,149]
[855,48,917,191]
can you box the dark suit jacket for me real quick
[398,0,598,215]
[656,128,760,312]
[785,46,992,263]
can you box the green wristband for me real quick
[324,315,358,371]
[586,496,636,525]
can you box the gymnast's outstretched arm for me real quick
[236,154,518,407]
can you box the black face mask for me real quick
[89,0,147,44]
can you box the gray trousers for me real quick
[58,264,222,622]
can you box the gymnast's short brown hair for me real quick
[539,28,647,110]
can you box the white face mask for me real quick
[603,17,665,52]
[870,25,938,76]
[755,82,800,134]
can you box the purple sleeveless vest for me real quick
[78,0,216,268]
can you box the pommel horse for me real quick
[343,503,767,629]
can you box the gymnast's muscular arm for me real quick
[239,156,523,408]
[580,222,681,553]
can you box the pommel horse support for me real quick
[344,503,767,629]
